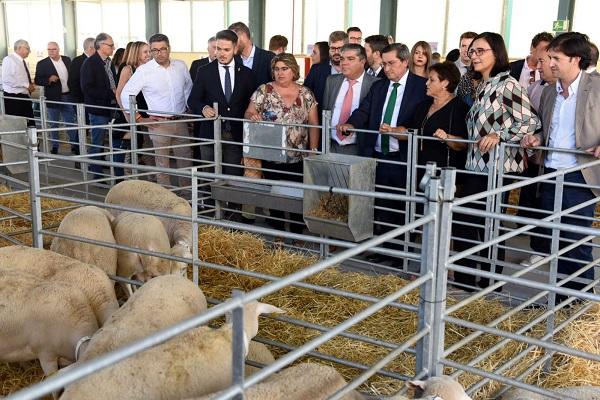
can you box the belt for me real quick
[150,115,180,121]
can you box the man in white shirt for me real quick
[455,32,477,76]
[228,21,274,87]
[34,42,77,154]
[121,33,193,188]
[323,44,379,154]
[1,39,35,126]
[509,32,553,90]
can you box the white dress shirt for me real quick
[375,70,408,153]
[368,65,382,77]
[331,72,365,145]
[527,79,547,112]
[121,58,192,116]
[455,59,469,76]
[517,58,540,90]
[1,53,30,94]
[218,60,236,93]
[241,45,255,69]
[50,57,69,93]
[545,71,582,169]
[330,62,342,75]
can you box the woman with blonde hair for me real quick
[409,41,432,78]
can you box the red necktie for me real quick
[337,79,357,140]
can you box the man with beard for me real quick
[304,30,348,120]
[228,21,274,87]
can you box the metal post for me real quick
[191,167,199,286]
[483,146,499,261]
[76,103,89,199]
[416,169,441,374]
[0,91,5,115]
[231,289,246,400]
[26,127,43,248]
[128,94,139,177]
[39,95,50,186]
[489,142,507,286]
[108,122,115,183]
[322,109,331,154]
[213,102,223,220]
[408,129,419,225]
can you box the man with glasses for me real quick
[305,30,348,120]
[34,42,77,154]
[121,33,193,188]
[80,32,119,181]
[346,27,362,44]
[1,39,35,126]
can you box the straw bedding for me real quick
[1,212,598,398]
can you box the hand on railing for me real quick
[336,123,354,140]
[245,112,262,122]
[202,105,217,118]
[520,134,541,149]
[379,123,407,140]
[585,145,600,158]
[477,132,500,154]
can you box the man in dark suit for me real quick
[35,42,77,154]
[364,35,389,79]
[323,43,379,155]
[68,37,95,104]
[80,32,118,179]
[339,43,427,266]
[228,21,274,87]
[509,32,553,90]
[189,36,216,81]
[304,30,348,120]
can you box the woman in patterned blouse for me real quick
[453,32,541,291]
[245,53,320,235]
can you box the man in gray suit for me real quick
[521,32,600,302]
[323,44,379,155]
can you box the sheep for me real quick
[388,376,472,400]
[501,386,600,400]
[50,206,117,276]
[78,275,207,362]
[190,362,365,400]
[112,212,189,296]
[0,269,99,378]
[60,300,284,400]
[105,180,193,259]
[245,341,276,377]
[0,246,119,326]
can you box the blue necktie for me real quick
[223,65,232,103]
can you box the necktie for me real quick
[337,79,357,141]
[223,65,232,103]
[23,60,32,84]
[367,68,375,77]
[104,58,116,91]
[381,82,400,155]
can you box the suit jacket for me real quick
[535,71,600,196]
[68,53,87,103]
[322,73,379,112]
[187,60,256,141]
[509,59,525,81]
[247,46,275,87]
[304,62,334,118]
[189,57,211,82]
[376,68,386,79]
[347,72,427,158]
[34,56,72,101]
[80,52,117,116]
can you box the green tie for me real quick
[381,82,400,155]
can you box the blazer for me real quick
[304,62,334,118]
[80,52,117,116]
[347,72,427,158]
[34,56,72,101]
[68,53,88,103]
[322,73,380,112]
[189,57,210,82]
[509,59,525,81]
[187,60,256,141]
[248,46,275,87]
[535,71,600,196]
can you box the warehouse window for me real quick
[573,0,600,52]
[506,0,559,59]
[5,0,64,56]
[396,0,446,53]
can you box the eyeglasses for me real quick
[330,46,344,53]
[47,48,58,51]
[468,48,493,57]
[101,42,115,48]
[150,47,169,54]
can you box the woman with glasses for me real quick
[409,41,432,78]
[452,32,540,291]
[244,53,320,236]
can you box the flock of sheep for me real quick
[3,179,593,399]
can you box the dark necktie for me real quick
[381,82,400,155]
[23,60,32,84]
[223,65,232,103]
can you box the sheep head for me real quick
[407,376,472,400]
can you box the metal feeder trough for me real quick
[303,153,376,242]
[242,122,290,163]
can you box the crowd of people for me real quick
[2,22,600,297]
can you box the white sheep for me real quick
[112,212,189,296]
[502,386,600,400]
[78,275,207,362]
[60,301,284,400]
[388,376,472,400]
[190,362,365,400]
[105,180,193,259]
[0,269,98,377]
[0,246,119,326]
[245,341,276,377]
[50,206,117,276]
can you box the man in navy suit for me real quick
[189,36,216,81]
[339,43,427,265]
[304,30,348,120]
[228,21,274,87]
[364,35,389,79]
[35,42,77,154]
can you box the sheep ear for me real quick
[256,303,284,316]
[406,380,426,390]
